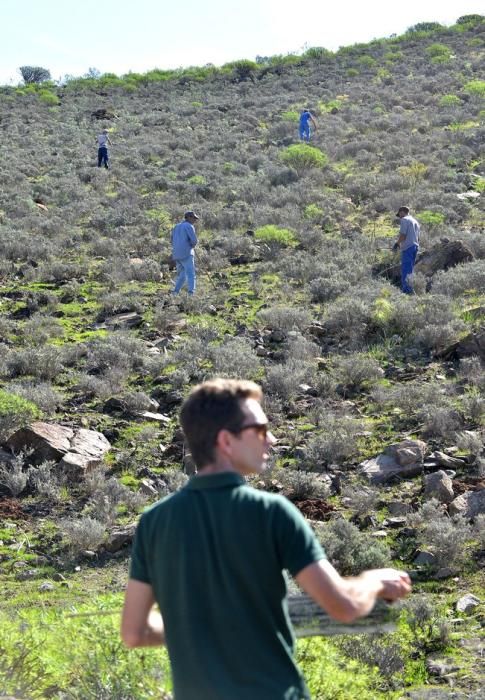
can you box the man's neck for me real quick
[197,463,237,476]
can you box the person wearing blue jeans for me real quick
[96,128,112,169]
[299,109,317,142]
[393,206,420,294]
[171,211,199,295]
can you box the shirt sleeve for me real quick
[129,513,151,583]
[273,497,326,577]
[187,224,197,247]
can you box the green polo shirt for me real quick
[130,471,326,700]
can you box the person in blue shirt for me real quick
[393,206,420,294]
[299,109,317,142]
[171,211,199,295]
[96,128,112,169]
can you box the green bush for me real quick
[407,22,444,34]
[0,389,40,441]
[187,175,206,185]
[426,43,452,62]
[303,46,332,60]
[439,94,461,107]
[418,210,445,226]
[254,224,298,247]
[281,110,299,122]
[223,59,258,81]
[303,203,324,220]
[474,176,485,193]
[38,90,59,105]
[464,79,485,97]
[280,144,328,174]
[456,14,485,26]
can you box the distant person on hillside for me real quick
[299,109,317,142]
[171,211,199,295]
[96,128,112,169]
[121,377,412,700]
[392,206,420,294]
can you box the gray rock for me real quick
[298,384,318,397]
[449,490,485,518]
[269,329,286,343]
[438,329,485,362]
[39,581,55,592]
[387,439,427,466]
[371,530,389,538]
[426,657,460,676]
[456,594,480,614]
[414,239,474,278]
[424,470,455,504]
[430,451,466,469]
[388,500,412,515]
[6,422,111,480]
[136,411,171,423]
[139,478,158,497]
[384,517,407,528]
[360,439,427,484]
[105,524,137,553]
[414,551,437,566]
[435,568,456,580]
[103,312,144,330]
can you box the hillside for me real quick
[0,15,484,699]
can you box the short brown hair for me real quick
[180,378,262,468]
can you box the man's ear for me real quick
[215,428,234,457]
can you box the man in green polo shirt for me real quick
[121,378,411,700]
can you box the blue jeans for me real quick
[401,245,418,294]
[299,125,310,141]
[173,255,196,294]
[98,147,109,168]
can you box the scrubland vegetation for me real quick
[0,14,484,699]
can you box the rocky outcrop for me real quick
[414,238,474,277]
[104,523,137,553]
[375,238,475,288]
[436,329,485,362]
[424,470,455,504]
[6,422,110,479]
[449,489,485,518]
[360,439,427,484]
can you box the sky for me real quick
[1,0,483,85]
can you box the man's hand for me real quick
[392,242,399,252]
[366,568,412,603]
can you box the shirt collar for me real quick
[185,472,246,490]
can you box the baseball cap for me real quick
[184,211,199,220]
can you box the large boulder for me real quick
[374,239,474,287]
[424,470,455,504]
[6,422,110,479]
[436,329,485,362]
[360,439,427,484]
[104,523,137,553]
[414,238,474,278]
[449,489,485,518]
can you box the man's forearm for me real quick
[296,561,411,623]
[338,572,383,620]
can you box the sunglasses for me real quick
[236,423,270,438]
